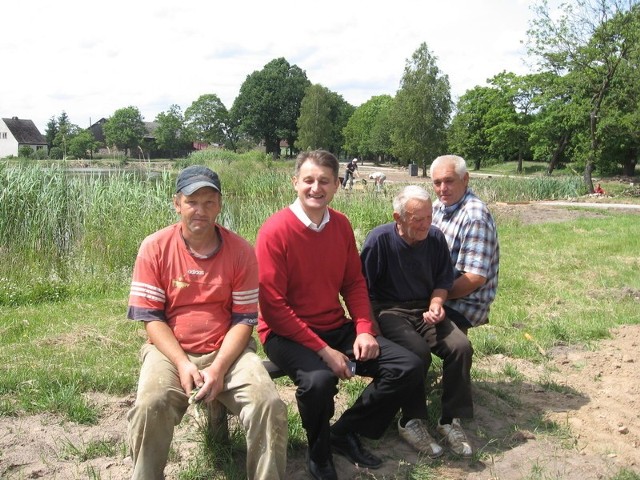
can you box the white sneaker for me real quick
[436,418,473,457]
[398,419,444,458]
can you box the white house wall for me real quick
[0,119,20,158]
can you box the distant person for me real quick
[256,150,427,480]
[368,171,386,192]
[342,157,359,189]
[361,185,474,458]
[594,183,606,195]
[429,154,500,334]
[126,165,287,480]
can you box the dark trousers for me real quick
[377,307,474,420]
[342,171,353,187]
[264,323,424,463]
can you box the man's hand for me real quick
[194,366,225,404]
[352,333,380,361]
[176,359,204,398]
[423,303,446,325]
[318,346,354,380]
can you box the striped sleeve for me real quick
[232,287,258,305]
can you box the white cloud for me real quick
[2,0,544,132]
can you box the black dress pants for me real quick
[264,322,423,463]
[377,307,474,420]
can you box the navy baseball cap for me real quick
[176,165,222,195]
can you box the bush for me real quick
[18,146,33,158]
[34,149,48,160]
[49,147,63,160]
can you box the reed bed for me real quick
[0,156,588,306]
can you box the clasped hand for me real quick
[423,304,446,325]
[179,361,223,404]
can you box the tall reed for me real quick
[0,157,590,306]
[0,164,175,304]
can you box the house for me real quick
[88,118,164,158]
[88,118,108,145]
[0,117,48,158]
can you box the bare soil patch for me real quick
[2,323,638,479]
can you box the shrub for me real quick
[49,147,63,159]
[18,146,33,158]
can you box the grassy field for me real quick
[1,153,639,478]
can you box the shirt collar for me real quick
[289,198,330,232]
[438,188,471,219]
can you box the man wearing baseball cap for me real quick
[126,165,287,479]
[342,157,359,189]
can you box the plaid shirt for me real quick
[432,189,499,327]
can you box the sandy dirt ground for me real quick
[1,164,639,479]
[2,323,638,479]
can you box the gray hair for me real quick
[393,185,432,218]
[429,155,468,179]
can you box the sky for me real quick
[3,0,546,133]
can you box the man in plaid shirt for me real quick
[430,155,500,331]
[429,154,500,455]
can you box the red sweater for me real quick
[256,207,376,352]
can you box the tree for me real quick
[44,116,58,152]
[54,111,73,159]
[528,0,640,190]
[295,84,333,151]
[295,84,353,155]
[486,72,537,172]
[103,106,146,156]
[389,43,452,174]
[367,98,395,163]
[185,94,238,150]
[342,95,394,162]
[68,130,98,159]
[449,86,501,170]
[527,71,586,174]
[231,58,310,157]
[598,52,640,175]
[155,105,192,159]
[42,111,83,160]
[18,145,33,158]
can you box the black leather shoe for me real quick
[307,456,337,480]
[330,431,382,469]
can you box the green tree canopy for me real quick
[231,58,310,157]
[104,106,146,155]
[295,84,333,151]
[185,94,237,150]
[68,130,98,159]
[155,104,192,160]
[527,71,587,174]
[486,72,537,172]
[390,42,451,173]
[295,84,353,155]
[342,95,394,161]
[44,116,58,151]
[448,86,499,170]
[527,0,640,190]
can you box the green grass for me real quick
[0,298,140,420]
[610,470,640,480]
[60,437,126,461]
[471,213,640,364]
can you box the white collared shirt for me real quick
[289,198,330,232]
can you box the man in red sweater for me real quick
[256,150,426,480]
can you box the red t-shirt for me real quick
[127,223,258,354]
